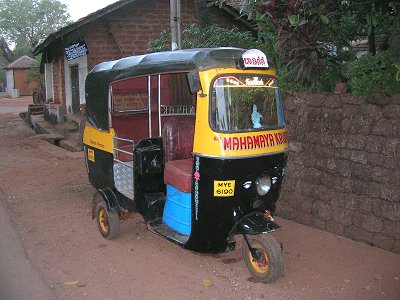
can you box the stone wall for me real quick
[277,92,400,253]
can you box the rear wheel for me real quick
[95,201,120,239]
[242,234,283,283]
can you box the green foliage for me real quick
[231,88,263,106]
[345,50,400,97]
[395,64,400,82]
[311,67,343,93]
[277,70,308,92]
[0,55,6,85]
[148,24,266,53]
[148,28,170,52]
[210,0,400,96]
[329,0,400,53]
[236,0,340,87]
[0,0,70,86]
[0,0,71,53]
[183,24,262,49]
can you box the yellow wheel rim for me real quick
[248,241,269,274]
[99,209,109,233]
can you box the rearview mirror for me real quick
[187,70,202,94]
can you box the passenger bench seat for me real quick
[162,116,194,193]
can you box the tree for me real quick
[210,0,399,87]
[334,0,399,55]
[228,0,340,86]
[0,0,71,62]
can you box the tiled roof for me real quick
[6,55,38,70]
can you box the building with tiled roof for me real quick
[33,0,253,123]
[5,55,39,97]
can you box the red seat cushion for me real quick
[164,158,193,193]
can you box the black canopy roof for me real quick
[85,48,274,130]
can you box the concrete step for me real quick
[37,133,65,145]
[68,114,83,124]
[29,115,50,134]
[27,113,83,152]
[34,120,57,135]
[28,104,44,115]
[59,139,83,152]
[60,121,79,133]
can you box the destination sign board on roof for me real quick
[240,49,269,69]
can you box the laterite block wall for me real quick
[277,92,400,253]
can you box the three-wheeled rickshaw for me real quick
[83,48,288,283]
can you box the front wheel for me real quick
[242,234,283,283]
[95,201,120,240]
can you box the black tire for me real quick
[95,201,120,240]
[242,234,283,283]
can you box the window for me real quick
[210,75,283,133]
[111,77,148,113]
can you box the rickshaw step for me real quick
[147,218,189,246]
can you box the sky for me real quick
[59,0,120,21]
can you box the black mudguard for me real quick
[232,211,281,235]
[91,188,121,219]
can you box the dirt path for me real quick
[0,96,33,114]
[0,195,55,300]
[0,110,399,299]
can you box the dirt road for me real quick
[0,98,399,299]
[0,96,33,114]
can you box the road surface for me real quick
[0,96,399,299]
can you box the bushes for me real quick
[148,25,400,98]
[345,50,400,97]
[148,24,266,53]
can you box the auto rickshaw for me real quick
[83,48,288,283]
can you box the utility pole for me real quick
[170,0,182,50]
[177,0,182,49]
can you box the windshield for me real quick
[210,75,284,133]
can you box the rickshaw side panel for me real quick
[84,144,114,189]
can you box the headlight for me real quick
[255,175,271,196]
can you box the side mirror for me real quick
[187,70,202,94]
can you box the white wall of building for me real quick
[44,63,54,101]
[6,69,14,91]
